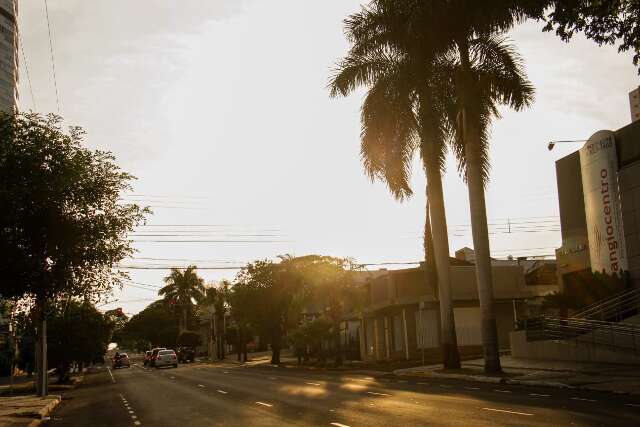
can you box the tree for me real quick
[227,281,255,363]
[541,0,640,72]
[330,7,463,368]
[122,300,180,349]
[159,266,205,333]
[105,308,129,347]
[177,330,202,348]
[334,1,536,373]
[46,301,114,383]
[234,256,306,364]
[0,112,147,394]
[200,281,230,359]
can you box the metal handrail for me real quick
[573,288,640,321]
[524,315,640,354]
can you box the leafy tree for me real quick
[46,301,114,383]
[105,308,129,347]
[234,256,307,364]
[200,280,230,359]
[541,0,640,72]
[227,281,256,362]
[0,112,147,394]
[122,300,180,349]
[159,266,205,332]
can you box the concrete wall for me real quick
[510,330,640,365]
[619,160,640,286]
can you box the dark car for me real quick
[177,347,195,363]
[112,353,131,369]
[149,347,166,367]
[143,350,152,366]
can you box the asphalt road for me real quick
[46,358,640,426]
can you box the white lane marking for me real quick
[482,407,534,416]
[269,377,278,380]
[223,371,229,374]
[625,403,640,407]
[529,393,550,397]
[397,380,408,383]
[367,391,390,396]
[128,410,134,414]
[305,382,321,386]
[465,387,480,390]
[134,422,141,426]
[256,401,273,407]
[346,378,368,382]
[439,384,452,388]
[169,376,175,380]
[217,390,228,394]
[107,367,116,383]
[494,389,512,393]
[571,397,597,402]
[330,423,351,427]
[417,382,430,385]
[132,415,137,420]
[197,384,206,388]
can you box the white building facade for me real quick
[0,0,17,112]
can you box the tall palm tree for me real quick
[159,265,205,332]
[334,1,536,373]
[329,16,462,368]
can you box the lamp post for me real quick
[547,139,587,151]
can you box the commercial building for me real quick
[631,87,640,123]
[359,259,557,362]
[555,93,640,290]
[0,0,17,112]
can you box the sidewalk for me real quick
[0,395,61,426]
[394,356,640,395]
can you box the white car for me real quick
[154,349,178,368]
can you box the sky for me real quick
[16,1,640,315]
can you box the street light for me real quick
[547,139,587,151]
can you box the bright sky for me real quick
[17,1,639,315]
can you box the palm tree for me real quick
[329,12,462,368]
[159,265,205,332]
[333,1,536,373]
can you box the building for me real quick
[359,260,557,362]
[0,0,17,112]
[555,107,640,289]
[630,87,640,123]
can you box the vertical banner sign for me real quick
[579,130,628,275]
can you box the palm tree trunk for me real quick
[423,193,438,296]
[458,37,502,374]
[423,142,461,370]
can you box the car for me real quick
[154,349,178,368]
[112,353,130,369]
[149,347,166,367]
[177,347,195,363]
[143,351,152,366]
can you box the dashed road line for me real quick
[571,397,597,402]
[107,367,116,383]
[217,390,228,394]
[529,393,550,398]
[367,391,390,396]
[197,384,206,388]
[305,382,321,386]
[256,401,273,408]
[330,423,351,427]
[464,387,480,391]
[494,389,512,393]
[625,403,640,407]
[482,407,534,416]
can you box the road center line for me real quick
[256,401,273,407]
[367,391,390,396]
[305,382,321,386]
[625,403,640,407]
[107,367,116,383]
[571,397,597,402]
[197,384,206,388]
[529,393,550,397]
[217,390,228,394]
[482,407,534,416]
[465,387,480,390]
[494,389,512,393]
[330,423,351,427]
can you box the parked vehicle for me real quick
[149,347,166,367]
[112,353,131,369]
[143,351,152,366]
[177,347,196,363]
[154,349,178,368]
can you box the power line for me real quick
[17,28,36,110]
[43,0,60,114]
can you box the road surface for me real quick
[46,358,640,426]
